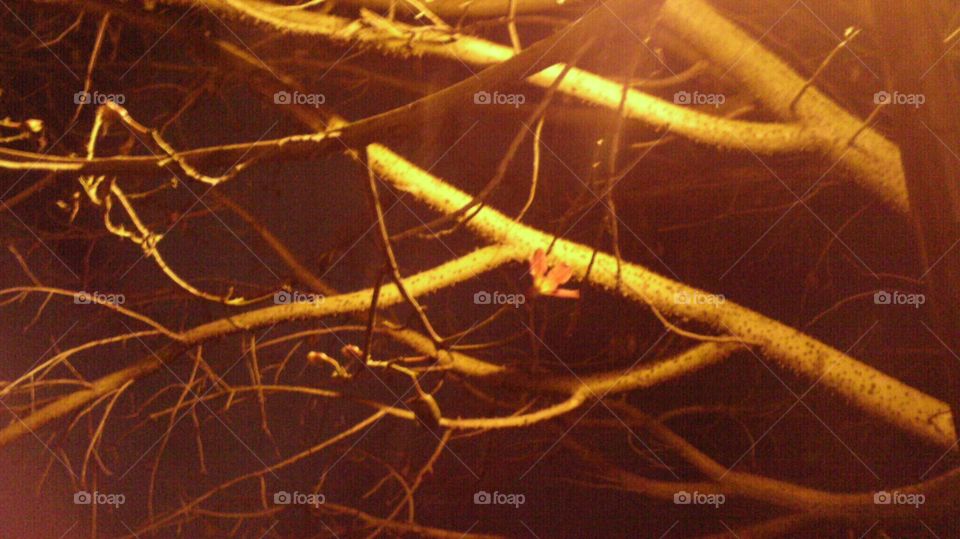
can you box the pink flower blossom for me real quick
[529,249,580,299]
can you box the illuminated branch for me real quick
[10,0,907,213]
[172,0,907,211]
[0,252,735,444]
[202,0,818,151]
[335,0,577,19]
[658,0,908,212]
[366,142,954,448]
[0,246,514,447]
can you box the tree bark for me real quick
[874,0,960,441]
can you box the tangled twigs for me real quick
[5,0,647,182]
[366,163,445,346]
[81,105,261,306]
[131,411,389,537]
[0,250,739,447]
[316,501,506,539]
[336,0,578,19]
[108,343,738,535]
[13,0,908,216]
[0,247,515,448]
[0,287,182,344]
[391,35,595,241]
[102,101,243,186]
[565,402,960,525]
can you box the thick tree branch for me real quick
[367,142,955,447]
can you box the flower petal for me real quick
[529,249,548,278]
[544,263,574,287]
[549,288,581,299]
